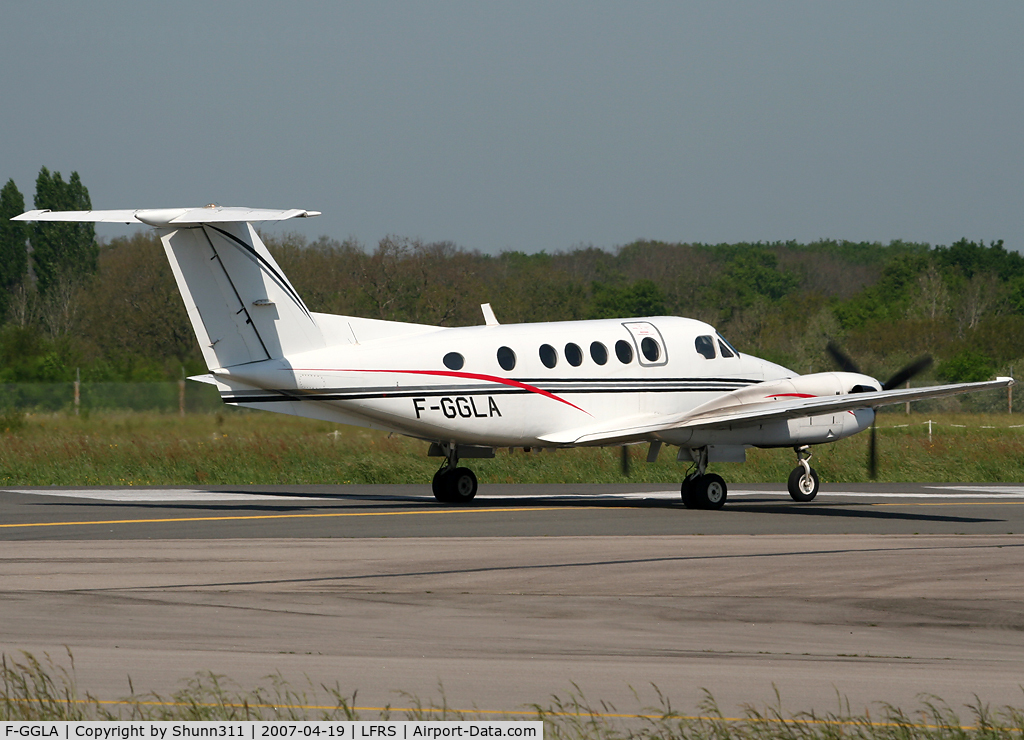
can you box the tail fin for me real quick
[161,222,324,368]
[13,207,325,369]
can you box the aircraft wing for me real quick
[13,207,320,225]
[541,377,1013,445]
[670,377,1013,431]
[537,413,667,446]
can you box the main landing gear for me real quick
[787,445,819,502]
[680,447,727,510]
[680,445,821,509]
[431,443,479,503]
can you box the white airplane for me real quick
[14,206,1014,508]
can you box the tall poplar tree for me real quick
[0,179,29,314]
[31,167,97,294]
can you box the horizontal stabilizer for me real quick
[13,207,320,226]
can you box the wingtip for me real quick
[11,209,50,221]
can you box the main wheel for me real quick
[432,468,453,502]
[447,467,478,502]
[787,465,819,502]
[680,476,700,509]
[695,473,727,510]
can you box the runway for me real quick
[3,483,1024,718]
[5,482,1024,539]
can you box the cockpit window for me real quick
[717,332,739,358]
[695,335,716,360]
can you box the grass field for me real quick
[0,408,1022,487]
[4,651,1024,737]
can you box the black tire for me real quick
[787,466,819,502]
[432,468,453,502]
[696,473,727,510]
[448,467,478,502]
[681,476,701,509]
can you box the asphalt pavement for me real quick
[3,482,1024,718]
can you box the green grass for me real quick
[1,410,1023,487]
[4,650,1024,739]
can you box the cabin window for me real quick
[717,332,739,358]
[615,339,634,364]
[497,346,516,371]
[443,352,465,370]
[695,336,716,360]
[590,341,608,365]
[539,344,558,368]
[641,337,661,362]
[565,343,583,367]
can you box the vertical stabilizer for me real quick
[11,207,329,370]
[161,222,325,369]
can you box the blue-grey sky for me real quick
[3,2,1022,253]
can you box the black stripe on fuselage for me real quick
[221,384,755,404]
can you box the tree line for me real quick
[1,170,1022,393]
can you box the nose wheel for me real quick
[788,446,819,502]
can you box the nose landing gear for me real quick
[788,446,819,502]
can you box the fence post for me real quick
[179,366,186,417]
[74,368,80,416]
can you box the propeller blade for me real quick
[868,422,878,480]
[621,445,631,477]
[882,355,933,391]
[826,342,861,374]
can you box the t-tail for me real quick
[14,206,325,371]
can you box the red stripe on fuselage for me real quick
[764,392,858,415]
[294,368,593,416]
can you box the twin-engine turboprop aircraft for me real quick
[14,206,1013,508]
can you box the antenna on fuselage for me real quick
[481,303,499,326]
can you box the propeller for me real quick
[825,342,933,479]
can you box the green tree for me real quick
[0,179,28,318]
[833,252,931,329]
[709,248,799,323]
[589,279,666,319]
[31,167,97,294]
[937,349,996,383]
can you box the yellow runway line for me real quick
[874,500,1024,507]
[0,505,582,530]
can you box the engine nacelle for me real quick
[660,372,880,448]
